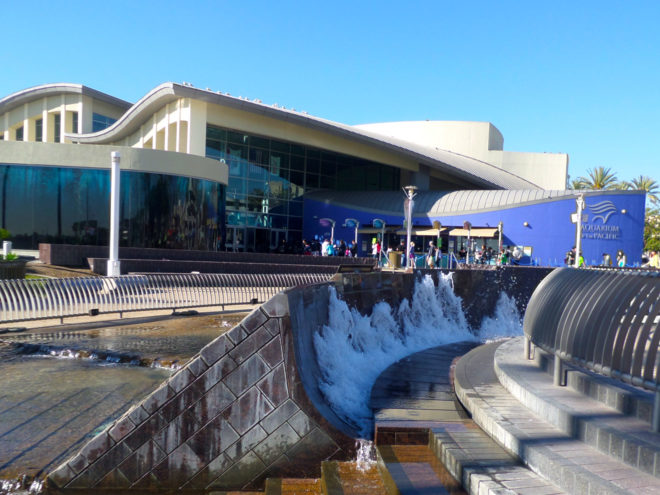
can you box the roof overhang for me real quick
[0,83,131,115]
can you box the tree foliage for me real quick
[576,166,619,190]
[645,207,660,252]
[629,175,659,205]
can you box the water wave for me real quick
[313,273,522,437]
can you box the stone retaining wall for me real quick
[46,283,357,493]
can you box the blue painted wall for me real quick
[303,191,645,266]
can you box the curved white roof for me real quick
[1,82,542,190]
[304,189,644,217]
[0,83,131,114]
[66,83,540,190]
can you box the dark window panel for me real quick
[249,147,269,166]
[305,174,320,189]
[290,170,305,187]
[291,144,305,156]
[228,131,249,144]
[207,125,227,142]
[249,135,269,149]
[35,119,43,142]
[320,175,336,189]
[290,155,305,172]
[271,140,290,153]
[306,157,320,175]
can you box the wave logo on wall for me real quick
[588,200,618,223]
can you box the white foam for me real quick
[313,273,522,437]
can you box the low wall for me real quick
[45,267,553,492]
[0,260,26,280]
[86,258,340,276]
[40,244,376,269]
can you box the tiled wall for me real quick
[46,285,355,492]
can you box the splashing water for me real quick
[355,439,376,472]
[313,273,522,437]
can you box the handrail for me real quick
[523,267,660,429]
[0,273,332,323]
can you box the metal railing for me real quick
[0,273,332,323]
[523,267,660,429]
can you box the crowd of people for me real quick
[299,237,359,257]
[295,236,659,269]
[564,247,629,268]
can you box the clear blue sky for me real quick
[2,1,658,184]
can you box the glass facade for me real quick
[0,165,225,250]
[206,124,400,252]
[92,113,117,132]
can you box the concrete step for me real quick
[455,340,660,495]
[495,338,660,478]
[430,422,566,495]
[377,443,466,494]
[320,461,388,495]
[265,477,321,494]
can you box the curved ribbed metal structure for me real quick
[524,268,660,390]
[0,273,331,323]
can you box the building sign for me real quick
[579,200,621,240]
[582,224,621,240]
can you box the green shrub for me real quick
[0,228,10,241]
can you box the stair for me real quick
[265,477,322,494]
[377,443,466,494]
[321,461,388,495]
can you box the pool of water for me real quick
[0,312,245,486]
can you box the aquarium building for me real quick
[0,82,645,265]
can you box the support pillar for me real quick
[653,391,660,433]
[554,354,566,386]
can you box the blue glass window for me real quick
[92,113,117,132]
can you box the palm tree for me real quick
[577,166,619,190]
[569,177,586,190]
[629,175,659,204]
[613,181,631,190]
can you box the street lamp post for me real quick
[344,218,359,245]
[319,218,336,244]
[403,185,418,270]
[574,194,585,268]
[463,220,472,264]
[107,151,121,277]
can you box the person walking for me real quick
[616,250,627,267]
[427,241,436,268]
[650,250,660,268]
